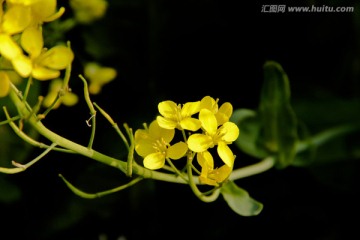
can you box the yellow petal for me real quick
[217,141,235,167]
[143,152,165,170]
[156,115,177,130]
[187,133,212,152]
[181,101,201,117]
[44,7,65,22]
[32,66,60,80]
[62,92,79,106]
[0,72,11,97]
[0,34,22,60]
[149,120,174,143]
[40,45,74,69]
[42,91,58,108]
[197,151,214,170]
[179,118,201,131]
[30,0,56,22]
[96,67,117,83]
[21,26,43,57]
[89,83,101,94]
[199,109,217,135]
[84,63,116,84]
[200,96,217,112]
[158,100,177,118]
[209,164,232,183]
[12,54,32,77]
[2,5,31,35]
[216,102,233,125]
[221,122,240,142]
[167,141,188,160]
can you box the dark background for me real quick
[1,0,360,239]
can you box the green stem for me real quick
[186,152,220,202]
[8,89,197,184]
[59,174,143,199]
[79,75,96,149]
[296,124,360,153]
[229,156,275,180]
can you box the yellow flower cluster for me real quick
[0,0,73,97]
[134,96,240,186]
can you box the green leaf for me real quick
[220,180,263,216]
[231,108,268,159]
[259,61,299,168]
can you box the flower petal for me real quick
[216,102,233,126]
[0,34,22,60]
[21,26,43,58]
[156,115,177,130]
[197,151,214,170]
[32,66,60,80]
[12,54,32,78]
[149,120,174,143]
[62,92,79,106]
[180,117,201,131]
[187,133,212,152]
[180,101,201,117]
[199,109,217,135]
[143,152,165,170]
[0,72,10,97]
[217,141,235,167]
[40,45,74,69]
[158,100,177,118]
[221,122,240,142]
[167,141,188,160]
[200,96,217,112]
[208,164,232,183]
[2,5,31,35]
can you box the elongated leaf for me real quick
[259,61,298,168]
[231,108,268,159]
[221,180,263,216]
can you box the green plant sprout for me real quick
[0,0,359,218]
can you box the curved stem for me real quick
[186,152,220,202]
[229,156,275,180]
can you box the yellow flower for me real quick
[187,109,239,167]
[84,62,117,94]
[28,0,65,24]
[0,2,31,35]
[197,151,232,186]
[156,100,202,131]
[69,0,108,24]
[20,26,74,80]
[0,71,11,97]
[42,79,78,109]
[135,120,188,170]
[200,96,233,126]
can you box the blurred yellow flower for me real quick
[20,26,74,80]
[69,0,108,24]
[84,62,117,94]
[42,78,78,108]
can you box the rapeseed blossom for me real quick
[187,108,239,167]
[157,100,202,131]
[134,120,188,170]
